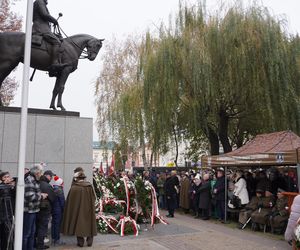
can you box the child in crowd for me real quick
[51,175,65,246]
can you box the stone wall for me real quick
[0,107,93,193]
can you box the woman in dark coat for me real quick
[213,169,226,221]
[61,171,97,247]
[198,174,211,220]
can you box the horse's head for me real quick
[86,38,104,61]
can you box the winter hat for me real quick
[74,167,84,173]
[277,188,286,193]
[44,170,55,177]
[53,175,64,186]
[255,188,264,194]
[74,171,86,179]
[217,167,224,172]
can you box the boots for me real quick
[48,44,67,77]
[76,236,93,247]
[86,236,93,247]
[194,209,201,219]
[77,237,84,247]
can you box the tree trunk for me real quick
[218,108,232,153]
[236,129,244,148]
[139,111,148,170]
[207,126,219,155]
[149,151,154,169]
[173,124,179,169]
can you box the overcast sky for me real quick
[10,0,300,140]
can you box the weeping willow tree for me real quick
[95,35,152,167]
[141,1,300,155]
[95,36,141,139]
[96,1,300,162]
[142,31,185,166]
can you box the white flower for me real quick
[116,182,120,187]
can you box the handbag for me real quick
[230,195,242,209]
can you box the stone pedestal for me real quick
[0,106,93,193]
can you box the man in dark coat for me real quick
[255,171,270,193]
[61,171,97,247]
[213,168,226,221]
[269,189,289,233]
[165,170,179,218]
[245,171,256,199]
[36,170,56,249]
[0,172,16,250]
[282,169,297,192]
[198,173,211,220]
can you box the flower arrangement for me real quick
[134,177,152,221]
[102,198,124,214]
[117,215,140,236]
[96,215,119,234]
[97,217,108,233]
[93,172,167,236]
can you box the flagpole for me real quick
[14,0,33,249]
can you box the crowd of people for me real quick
[0,165,97,250]
[144,167,298,236]
[0,165,299,249]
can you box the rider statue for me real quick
[32,0,66,77]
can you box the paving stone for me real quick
[56,212,289,250]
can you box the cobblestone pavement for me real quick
[56,211,290,250]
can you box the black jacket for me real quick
[198,181,211,209]
[214,176,225,201]
[165,175,179,197]
[39,175,56,211]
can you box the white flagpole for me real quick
[14,0,33,249]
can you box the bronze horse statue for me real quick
[0,32,103,110]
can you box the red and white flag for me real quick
[99,162,104,174]
[109,154,115,175]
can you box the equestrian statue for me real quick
[0,0,104,110]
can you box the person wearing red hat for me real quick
[51,176,65,246]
